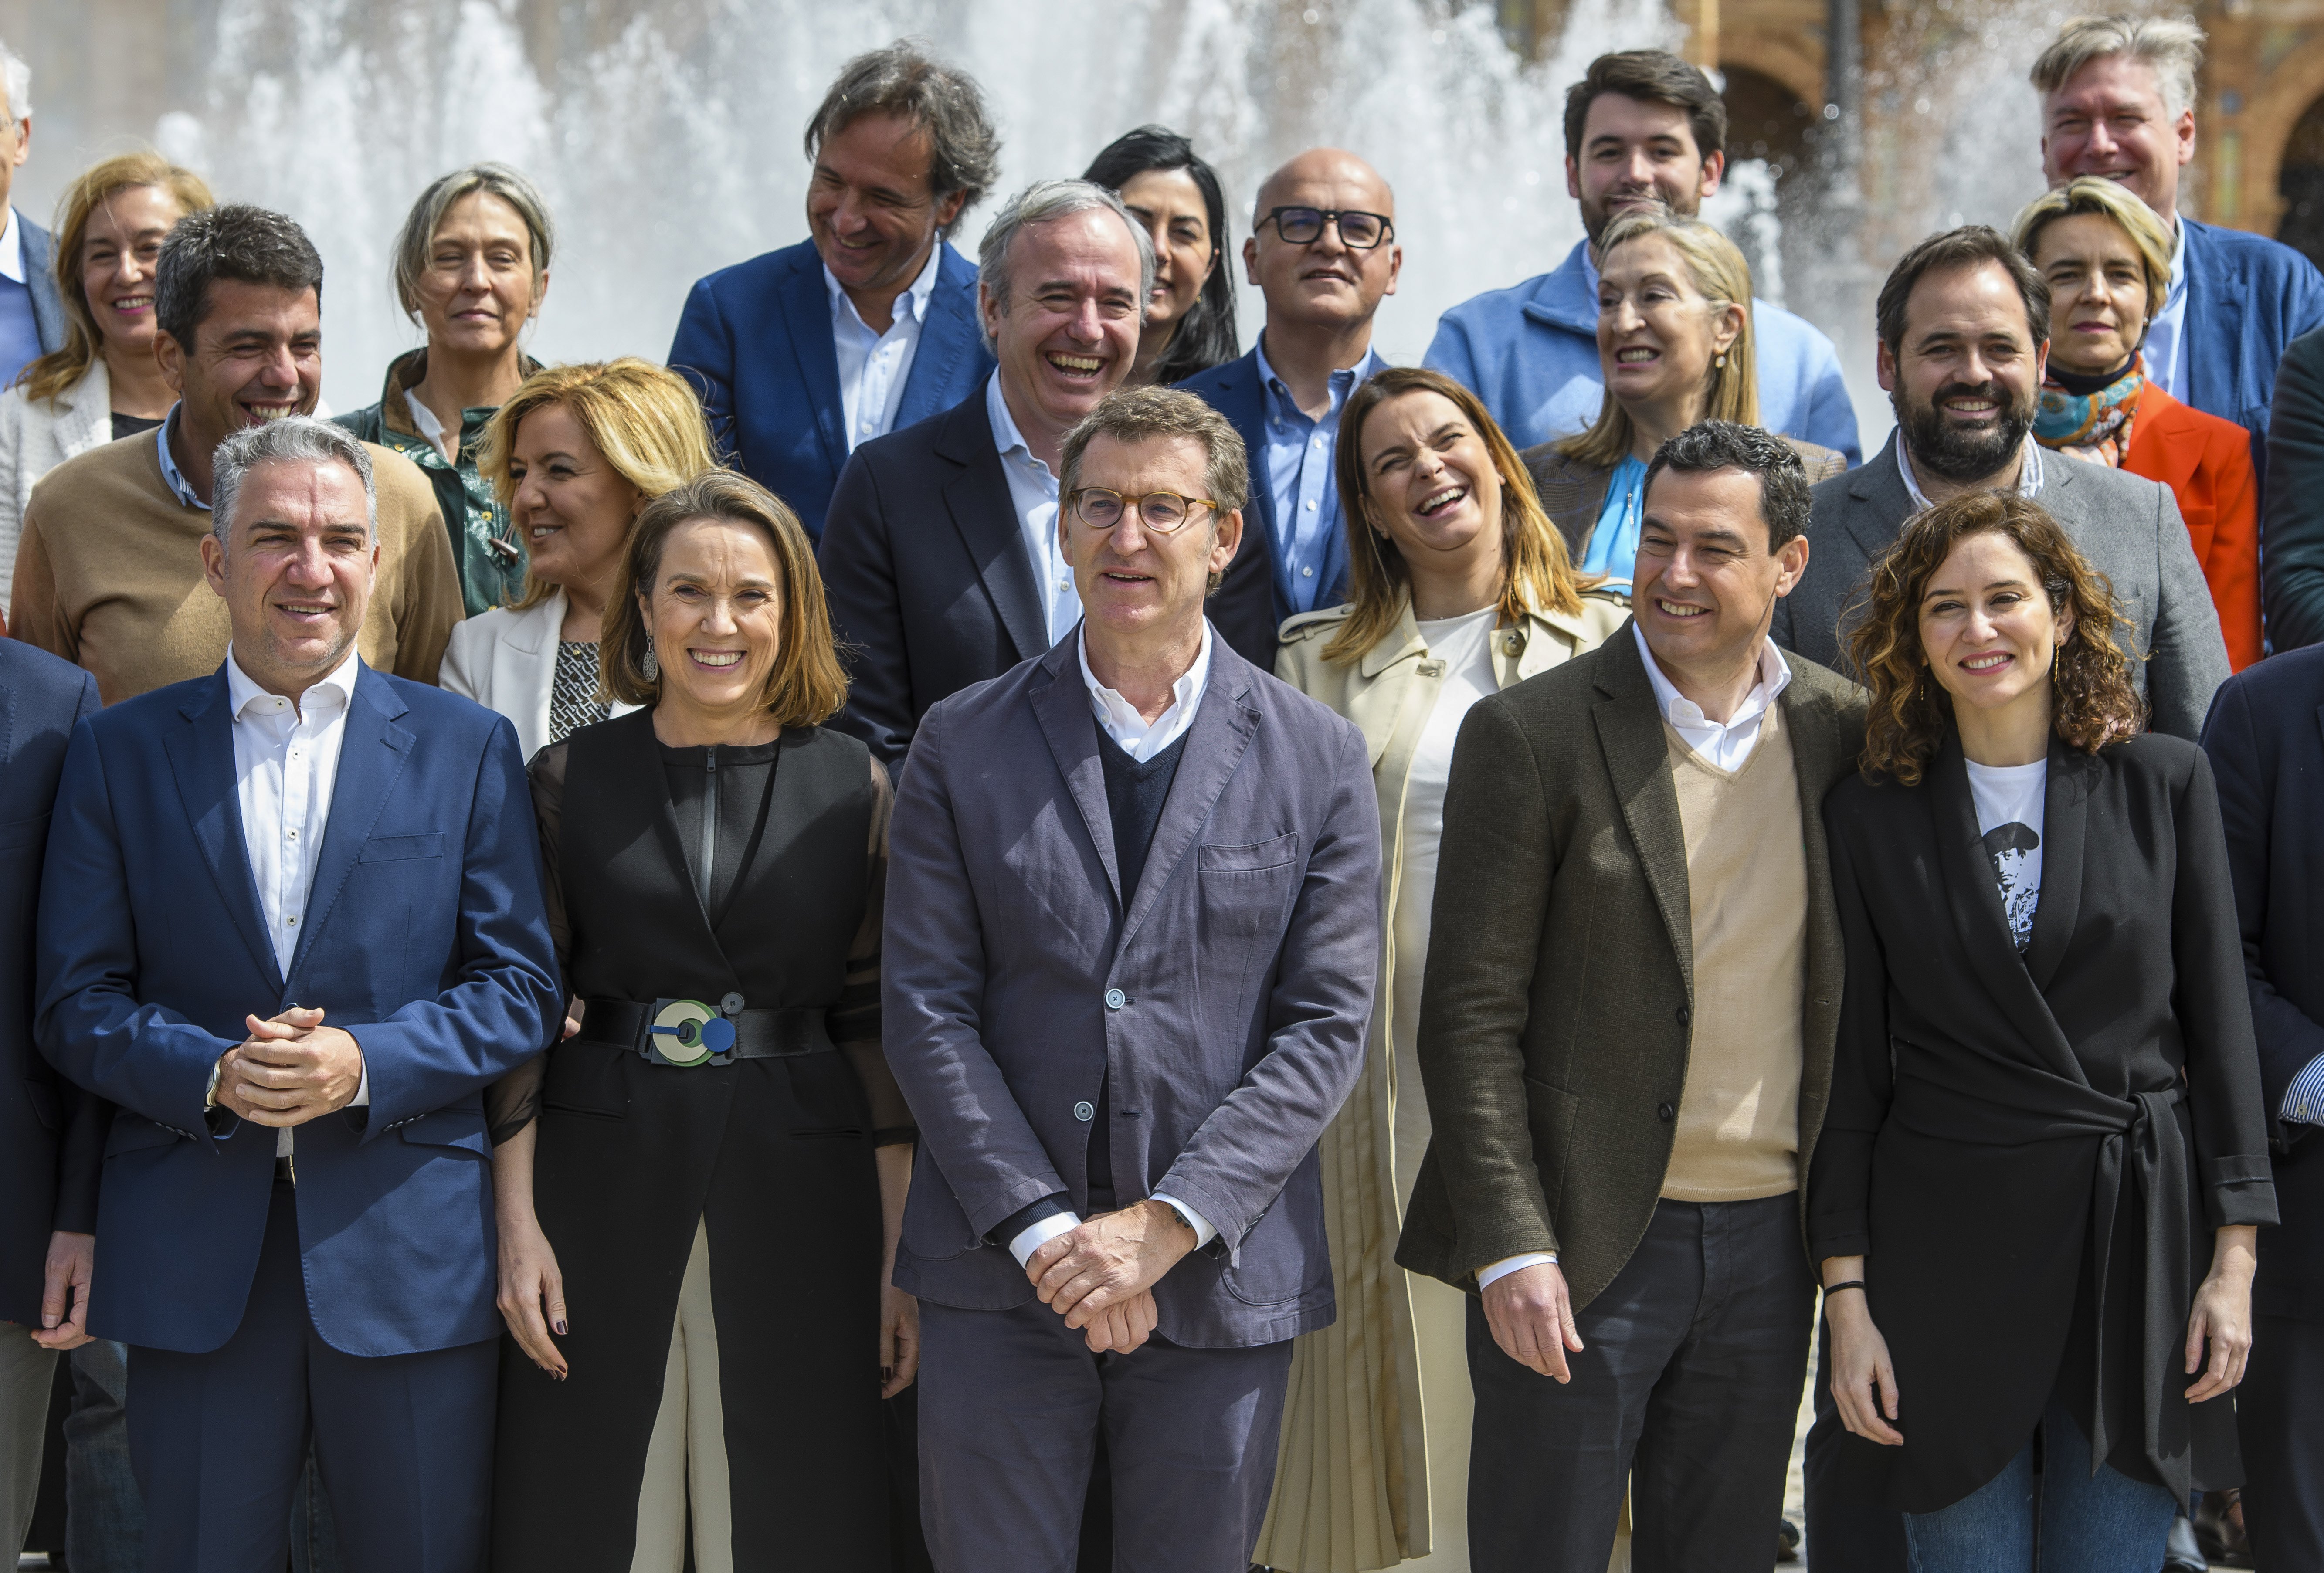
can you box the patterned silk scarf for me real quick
[2034,356,2143,467]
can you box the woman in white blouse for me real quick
[1262,365,1626,1573]
[442,359,717,757]
[0,150,211,597]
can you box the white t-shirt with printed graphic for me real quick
[1965,758,2047,953]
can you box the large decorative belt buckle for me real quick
[645,998,736,1067]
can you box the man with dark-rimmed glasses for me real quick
[1178,148,1401,669]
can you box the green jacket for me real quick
[1394,625,1867,1310]
[336,349,538,616]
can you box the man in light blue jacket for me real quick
[1426,50,1860,465]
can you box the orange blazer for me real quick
[2124,381,2263,670]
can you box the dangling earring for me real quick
[642,635,659,683]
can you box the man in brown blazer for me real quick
[1398,420,1867,1573]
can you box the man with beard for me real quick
[1774,225,2226,742]
[1425,49,1859,464]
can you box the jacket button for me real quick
[719,992,745,1016]
[1676,1005,1691,1027]
[1074,1101,1096,1122]
[1658,1102,1675,1122]
[1104,988,1126,1010]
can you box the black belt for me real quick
[576,997,836,1068]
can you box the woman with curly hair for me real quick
[1805,490,2276,1569]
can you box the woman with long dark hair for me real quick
[1811,491,2275,1569]
[1083,125,1238,386]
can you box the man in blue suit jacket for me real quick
[34,418,559,1573]
[667,44,997,539]
[1425,51,1860,465]
[0,49,68,388]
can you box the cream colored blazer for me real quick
[438,588,641,761]
[0,360,112,607]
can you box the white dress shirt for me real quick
[985,371,1082,646]
[1898,433,2046,513]
[1476,626,1794,1292]
[2140,217,2190,402]
[1006,624,1219,1265]
[0,206,22,285]
[830,244,943,452]
[223,645,369,1154]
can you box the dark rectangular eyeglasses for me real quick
[1262,207,1394,249]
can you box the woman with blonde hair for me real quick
[1258,364,1626,1572]
[438,358,717,759]
[0,149,211,591]
[1526,207,1844,592]
[488,470,914,1569]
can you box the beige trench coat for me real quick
[1254,588,1629,1572]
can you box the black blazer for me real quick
[1809,732,2276,1512]
[2202,644,2324,1322]
[818,391,1049,766]
[0,637,101,1325]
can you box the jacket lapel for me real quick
[504,592,560,759]
[1844,437,1921,561]
[1028,640,1120,903]
[897,244,986,430]
[936,393,1051,661]
[286,669,414,984]
[2178,220,2229,417]
[1590,627,1695,989]
[1117,645,1259,953]
[774,249,848,481]
[2022,738,2090,993]
[163,670,283,993]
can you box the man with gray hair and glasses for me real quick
[0,35,66,398]
[669,41,998,540]
[820,176,1152,764]
[34,414,560,1573]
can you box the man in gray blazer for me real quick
[1772,225,2228,740]
[883,385,1378,1571]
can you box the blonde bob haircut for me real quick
[1327,364,1595,667]
[478,358,718,612]
[2011,176,2174,329]
[599,470,849,726]
[1555,208,1757,471]
[19,150,215,404]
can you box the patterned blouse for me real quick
[550,641,611,743]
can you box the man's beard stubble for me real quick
[1895,378,2037,485]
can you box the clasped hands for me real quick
[1023,1199,1197,1355]
[213,1005,365,1127]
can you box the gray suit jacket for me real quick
[1772,434,2229,740]
[882,627,1381,1347]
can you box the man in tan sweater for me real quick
[7,205,458,703]
[1398,421,1868,1573]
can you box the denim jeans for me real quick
[69,1337,342,1572]
[1903,1396,2179,1572]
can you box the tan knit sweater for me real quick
[1660,702,1810,1203]
[6,430,461,704]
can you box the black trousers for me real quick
[2240,1313,2324,1572]
[1803,1317,1909,1572]
[1465,1194,1815,1573]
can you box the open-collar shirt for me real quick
[828,243,943,453]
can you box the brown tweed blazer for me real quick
[1394,625,1867,1311]
[1522,437,1849,563]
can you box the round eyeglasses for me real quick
[1069,488,1220,533]
[1261,206,1394,249]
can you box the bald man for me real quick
[1176,148,1400,668]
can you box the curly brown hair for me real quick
[1849,491,2144,785]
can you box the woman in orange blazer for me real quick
[2015,177,2262,668]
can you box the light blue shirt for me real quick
[2283,1055,2324,1126]
[2140,217,2191,403]
[983,372,1079,647]
[1255,336,1387,616]
[826,243,943,452]
[1580,454,1649,589]
[155,404,208,510]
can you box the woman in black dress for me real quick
[1809,490,2275,1570]
[487,471,915,1571]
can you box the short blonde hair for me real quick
[478,359,719,612]
[2030,15,2204,122]
[2012,176,2174,327]
[1556,208,1757,471]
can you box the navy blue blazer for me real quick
[0,639,99,1327]
[1176,349,1331,665]
[34,662,561,1356]
[2202,644,2324,1323]
[666,237,994,539]
[2181,217,2324,495]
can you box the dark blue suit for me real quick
[2202,646,2324,1566]
[2180,217,2324,497]
[667,237,993,539]
[1175,349,1326,669]
[35,661,561,1573]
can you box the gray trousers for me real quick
[1,1328,56,1561]
[917,1300,1292,1573]
[1466,1194,1816,1573]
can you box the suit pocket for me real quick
[104,1116,181,1158]
[1197,832,1299,874]
[397,1107,489,1157]
[540,1047,628,1120]
[358,833,445,862]
[0,812,49,854]
[1521,1074,1581,1222]
[1194,835,1301,1002]
[23,1078,60,1131]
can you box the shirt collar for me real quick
[1078,620,1212,741]
[225,643,362,720]
[1254,334,1384,416]
[0,207,23,285]
[156,405,207,510]
[1897,434,2045,512]
[824,241,944,332]
[1631,621,1791,732]
[985,370,1058,488]
[2163,215,2188,310]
